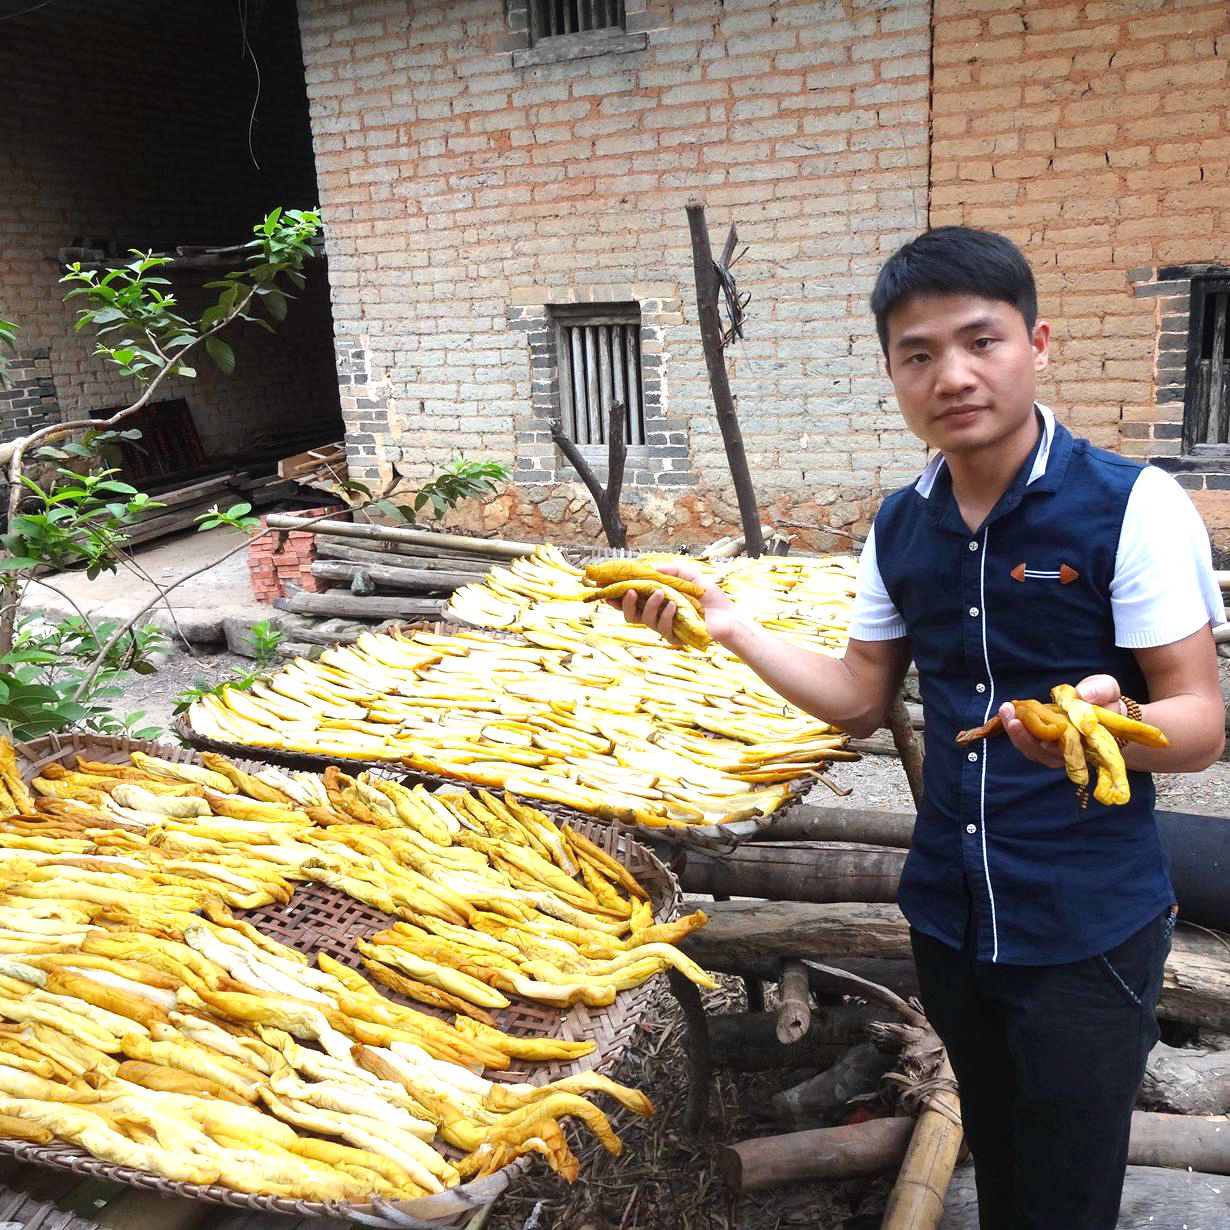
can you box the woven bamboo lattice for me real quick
[174,622,814,852]
[4,732,682,1227]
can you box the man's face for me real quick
[883,293,1050,456]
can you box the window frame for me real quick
[1182,274,1230,454]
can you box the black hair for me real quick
[870,226,1038,357]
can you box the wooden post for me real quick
[776,960,812,1044]
[685,199,763,558]
[886,691,925,806]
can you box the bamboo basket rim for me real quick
[7,731,681,1227]
[174,619,819,853]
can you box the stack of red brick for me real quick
[248,507,342,603]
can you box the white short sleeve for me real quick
[1111,466,1226,649]
[849,524,909,641]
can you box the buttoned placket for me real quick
[931,459,1036,963]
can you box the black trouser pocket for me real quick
[1094,908,1174,1010]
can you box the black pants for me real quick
[911,909,1174,1230]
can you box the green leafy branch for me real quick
[0,320,16,389]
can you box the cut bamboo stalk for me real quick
[880,1054,963,1230]
[264,515,536,558]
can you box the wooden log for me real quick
[757,804,915,848]
[1128,1109,1230,1174]
[679,901,1230,1031]
[776,960,812,1044]
[679,841,905,904]
[310,559,478,592]
[772,1040,897,1129]
[708,1004,892,1071]
[940,1163,1230,1229]
[273,591,446,620]
[880,1054,963,1230]
[264,514,536,558]
[314,539,494,571]
[1139,1042,1230,1114]
[719,1116,915,1193]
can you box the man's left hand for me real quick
[1001,674,1123,769]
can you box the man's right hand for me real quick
[610,560,739,646]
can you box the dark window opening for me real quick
[552,304,645,447]
[1184,275,1230,451]
[530,0,625,42]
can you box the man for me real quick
[621,227,1225,1228]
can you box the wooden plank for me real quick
[1209,290,1227,443]
[314,540,493,572]
[273,591,446,620]
[310,560,477,592]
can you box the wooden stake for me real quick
[685,199,763,558]
[776,960,812,1044]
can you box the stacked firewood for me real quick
[663,803,1230,1224]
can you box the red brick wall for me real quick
[297,0,934,550]
[929,0,1230,545]
[0,2,341,458]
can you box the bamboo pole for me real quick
[264,515,537,558]
[880,1054,963,1229]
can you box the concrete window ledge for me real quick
[513,30,647,69]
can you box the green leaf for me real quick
[205,336,236,375]
[175,364,197,379]
[262,287,288,322]
[0,558,39,574]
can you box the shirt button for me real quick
[967,751,978,762]
[968,541,979,551]
[976,683,986,694]
[966,824,977,834]
[968,606,979,617]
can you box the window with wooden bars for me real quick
[1183,275,1230,451]
[530,0,625,43]
[552,305,645,448]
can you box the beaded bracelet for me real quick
[1114,696,1142,748]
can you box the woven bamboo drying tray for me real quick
[6,732,681,1227]
[174,621,817,853]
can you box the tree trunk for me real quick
[679,901,1230,1031]
[719,1116,915,1193]
[679,842,904,904]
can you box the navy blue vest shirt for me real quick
[874,414,1174,965]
